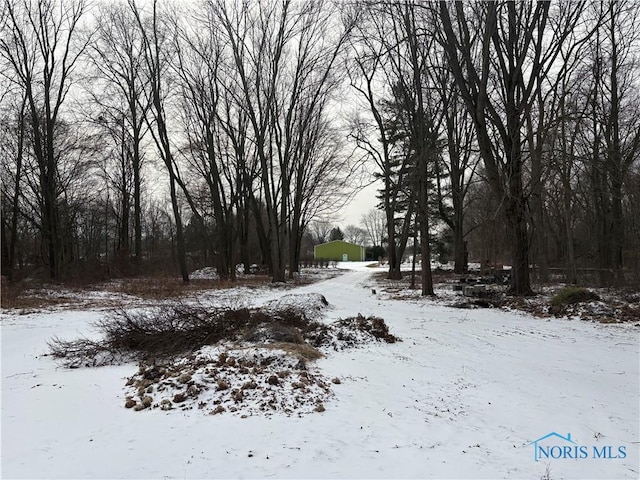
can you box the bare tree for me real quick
[1,0,91,280]
[430,60,479,274]
[213,0,292,282]
[437,1,586,295]
[93,109,137,263]
[89,2,151,264]
[549,66,591,285]
[360,208,385,248]
[308,220,332,245]
[592,0,640,286]
[0,93,27,280]
[214,0,356,282]
[172,9,238,279]
[347,9,415,281]
[386,1,440,295]
[130,0,189,283]
[287,105,359,277]
[343,224,366,245]
[348,1,441,294]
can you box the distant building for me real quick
[313,240,366,262]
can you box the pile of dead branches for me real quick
[48,299,399,367]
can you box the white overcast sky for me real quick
[337,181,381,227]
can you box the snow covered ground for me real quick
[2,262,638,479]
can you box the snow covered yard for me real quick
[1,263,638,479]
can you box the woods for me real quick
[1,0,639,293]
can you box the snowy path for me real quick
[1,264,639,479]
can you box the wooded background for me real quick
[1,0,639,295]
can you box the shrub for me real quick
[551,286,599,307]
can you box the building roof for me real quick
[314,240,364,248]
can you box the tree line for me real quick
[1,0,639,295]
[347,1,640,294]
[1,0,359,284]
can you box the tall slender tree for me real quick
[130,0,189,283]
[89,2,151,264]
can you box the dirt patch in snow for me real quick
[123,345,333,416]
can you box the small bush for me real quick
[551,287,599,307]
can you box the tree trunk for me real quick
[167,172,189,283]
[453,222,465,274]
[505,198,532,295]
[3,101,26,281]
[563,186,578,285]
[559,88,578,285]
[1,210,11,279]
[133,135,143,264]
[251,198,271,272]
[227,215,237,281]
[384,175,402,280]
[528,102,549,283]
[238,202,250,274]
[504,113,532,296]
[607,7,625,287]
[270,225,286,283]
[438,1,565,296]
[418,189,434,296]
[288,225,302,280]
[410,222,417,289]
[43,170,60,280]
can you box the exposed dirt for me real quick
[123,345,334,416]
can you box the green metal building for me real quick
[313,240,366,262]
